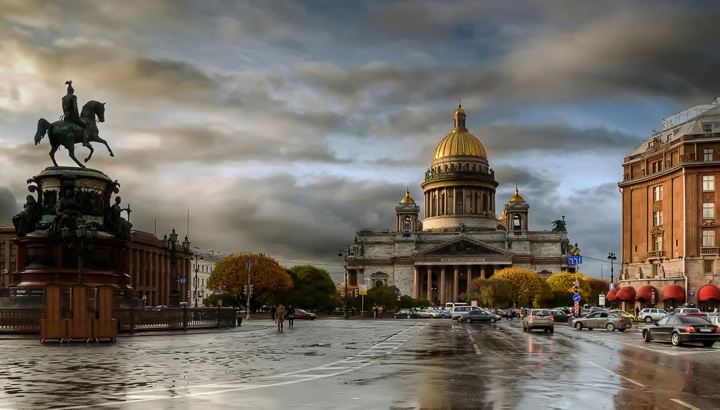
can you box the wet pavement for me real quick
[1,318,719,409]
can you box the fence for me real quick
[0,306,236,334]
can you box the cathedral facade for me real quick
[345,106,574,304]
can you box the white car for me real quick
[638,308,668,323]
[708,313,720,325]
[414,309,442,318]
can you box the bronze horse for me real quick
[34,100,114,168]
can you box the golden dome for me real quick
[498,209,506,220]
[400,188,415,203]
[509,187,524,202]
[433,105,487,160]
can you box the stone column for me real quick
[440,266,446,304]
[453,266,459,302]
[152,253,158,306]
[435,190,439,217]
[426,268,432,301]
[453,187,457,215]
[481,266,486,279]
[414,267,419,298]
[467,266,472,290]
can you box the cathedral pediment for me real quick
[417,236,511,257]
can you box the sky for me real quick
[1,0,720,282]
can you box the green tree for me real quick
[277,265,337,313]
[366,285,400,312]
[481,277,511,308]
[398,295,415,309]
[208,253,293,311]
[494,268,541,307]
[468,278,487,303]
[202,293,241,308]
[415,298,431,308]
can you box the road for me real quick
[1,318,719,409]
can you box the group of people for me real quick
[270,305,295,331]
[373,306,384,318]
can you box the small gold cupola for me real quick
[509,186,524,202]
[453,104,467,131]
[400,188,415,203]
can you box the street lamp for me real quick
[338,245,354,320]
[607,252,617,287]
[162,228,190,307]
[193,247,203,308]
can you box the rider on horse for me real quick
[62,80,90,148]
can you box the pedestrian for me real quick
[351,307,355,318]
[271,305,277,323]
[634,306,640,318]
[378,306,383,318]
[235,309,243,327]
[714,307,718,313]
[508,308,514,321]
[276,304,286,331]
[287,305,295,328]
[373,306,378,319]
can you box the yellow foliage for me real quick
[493,267,541,306]
[208,252,293,297]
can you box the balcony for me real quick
[701,247,719,255]
[648,250,665,259]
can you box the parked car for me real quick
[523,309,554,333]
[549,309,571,323]
[463,310,501,324]
[415,309,442,318]
[394,309,413,319]
[708,313,720,325]
[672,307,707,316]
[611,309,636,321]
[430,309,451,318]
[294,309,316,320]
[451,306,482,321]
[638,308,669,323]
[642,314,720,347]
[571,311,632,332]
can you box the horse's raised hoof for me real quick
[84,157,90,163]
[110,153,115,157]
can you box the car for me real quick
[672,307,706,316]
[429,309,451,318]
[451,305,482,321]
[463,310,501,324]
[414,309,442,318]
[394,309,413,319]
[523,309,554,333]
[638,308,669,323]
[571,311,632,332]
[708,313,720,325]
[549,309,571,323]
[642,314,720,347]
[293,309,316,320]
[611,309,636,321]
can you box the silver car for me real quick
[523,309,554,333]
[638,308,669,323]
[572,311,632,332]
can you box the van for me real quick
[451,305,481,321]
[445,302,468,311]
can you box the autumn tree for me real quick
[481,277,511,308]
[584,277,610,306]
[208,253,293,311]
[493,268,541,307]
[547,271,591,305]
[468,278,487,302]
[534,275,555,307]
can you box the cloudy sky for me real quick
[1,1,720,281]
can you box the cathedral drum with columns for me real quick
[345,106,574,305]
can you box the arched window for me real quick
[513,214,522,230]
[456,191,463,214]
[375,280,383,287]
[403,216,412,231]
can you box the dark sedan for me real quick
[549,309,571,323]
[294,309,316,320]
[463,310,501,324]
[642,315,720,347]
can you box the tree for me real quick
[547,272,591,305]
[481,278,511,308]
[584,277,610,306]
[534,275,555,307]
[202,293,240,308]
[468,278,487,302]
[366,285,400,311]
[208,253,293,311]
[277,265,337,313]
[415,298,431,308]
[493,268,541,307]
[398,295,415,309]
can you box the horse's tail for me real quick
[34,118,51,145]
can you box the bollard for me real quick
[182,304,188,331]
[217,305,221,328]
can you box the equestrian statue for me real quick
[34,80,114,168]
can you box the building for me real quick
[618,97,720,311]
[345,106,573,305]
[0,227,192,306]
[191,249,226,304]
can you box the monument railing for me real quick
[0,306,237,334]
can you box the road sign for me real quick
[571,273,583,278]
[359,284,367,295]
[599,294,605,306]
[397,290,401,297]
[568,256,583,265]
[609,283,614,291]
[574,301,580,316]
[573,294,581,302]
[690,291,695,297]
[180,278,186,284]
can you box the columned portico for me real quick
[453,266,459,302]
[440,267,446,304]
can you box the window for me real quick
[653,185,663,201]
[703,175,715,191]
[704,259,714,274]
[651,160,662,173]
[655,236,663,251]
[653,210,663,226]
[455,192,463,214]
[703,124,713,134]
[703,230,715,247]
[705,149,714,162]
[704,203,715,219]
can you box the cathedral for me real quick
[345,106,574,305]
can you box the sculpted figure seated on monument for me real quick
[12,195,40,237]
[106,196,132,240]
[50,189,82,235]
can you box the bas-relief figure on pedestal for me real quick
[12,195,41,237]
[106,197,133,241]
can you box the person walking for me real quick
[373,306,378,319]
[235,309,243,327]
[271,305,277,323]
[634,306,640,319]
[276,304,286,331]
[287,305,295,328]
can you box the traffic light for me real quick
[243,285,248,296]
[249,285,254,296]
[340,289,345,297]
[354,289,358,297]
[573,281,580,294]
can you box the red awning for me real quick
[636,285,658,301]
[616,286,636,301]
[698,285,720,302]
[662,285,685,301]
[606,287,619,301]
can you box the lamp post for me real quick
[607,252,617,287]
[245,260,252,320]
[338,245,354,320]
[193,247,202,308]
[62,218,99,285]
[162,228,190,307]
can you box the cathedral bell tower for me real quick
[505,187,529,232]
[396,188,420,235]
